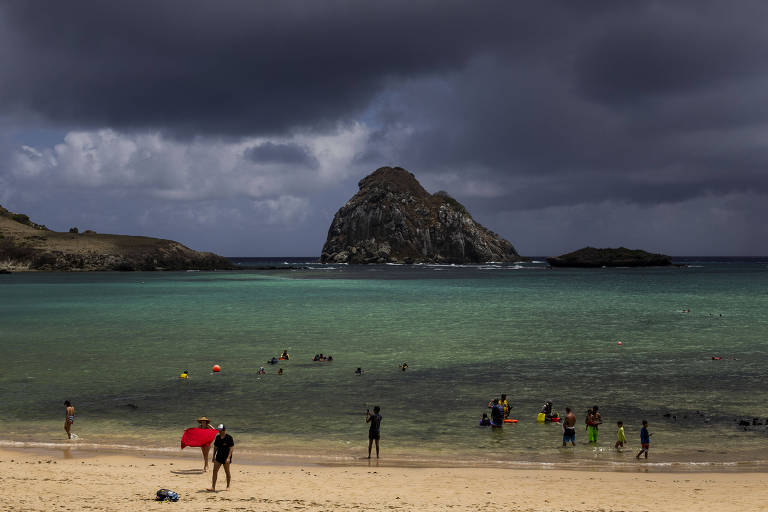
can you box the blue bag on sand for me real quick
[155,489,180,502]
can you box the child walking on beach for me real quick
[615,421,626,450]
[636,420,652,459]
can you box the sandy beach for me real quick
[2,447,767,511]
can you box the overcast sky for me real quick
[2,1,767,256]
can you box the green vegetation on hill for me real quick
[0,203,233,272]
[0,204,48,230]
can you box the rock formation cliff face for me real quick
[321,167,521,264]
[0,204,233,271]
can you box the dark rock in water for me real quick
[321,167,522,264]
[546,247,672,268]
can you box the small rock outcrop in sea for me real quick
[546,247,672,268]
[321,166,521,264]
[0,203,234,272]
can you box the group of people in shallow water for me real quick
[179,351,412,379]
[481,398,654,458]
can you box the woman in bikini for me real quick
[197,417,217,471]
[64,400,75,439]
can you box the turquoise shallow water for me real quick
[1,260,767,468]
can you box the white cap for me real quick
[217,424,225,431]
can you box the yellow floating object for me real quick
[536,412,546,423]
[179,373,188,379]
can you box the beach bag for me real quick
[155,489,180,502]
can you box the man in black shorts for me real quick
[207,424,234,491]
[366,406,382,458]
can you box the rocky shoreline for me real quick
[1,204,233,272]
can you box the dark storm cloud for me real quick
[2,1,768,254]
[0,0,537,135]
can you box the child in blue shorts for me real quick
[636,420,652,458]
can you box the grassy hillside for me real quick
[0,205,233,271]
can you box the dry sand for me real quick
[2,447,767,511]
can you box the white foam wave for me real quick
[0,440,179,453]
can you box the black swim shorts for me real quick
[369,431,380,440]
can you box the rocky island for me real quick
[546,247,672,267]
[321,166,521,264]
[0,204,233,272]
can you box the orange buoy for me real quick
[503,419,518,423]
[212,364,221,372]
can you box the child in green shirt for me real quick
[615,421,627,450]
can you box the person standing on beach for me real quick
[197,417,216,472]
[562,407,576,446]
[636,420,652,459]
[366,406,382,458]
[64,400,75,439]
[208,424,234,491]
[587,405,602,443]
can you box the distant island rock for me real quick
[0,204,233,272]
[321,166,521,264]
[546,247,672,268]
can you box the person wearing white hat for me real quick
[208,424,234,491]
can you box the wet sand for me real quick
[3,447,768,511]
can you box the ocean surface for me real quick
[1,257,767,470]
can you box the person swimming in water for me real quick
[399,362,408,371]
[355,367,364,375]
[179,369,189,379]
[479,413,491,426]
[280,350,290,360]
[541,400,554,421]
